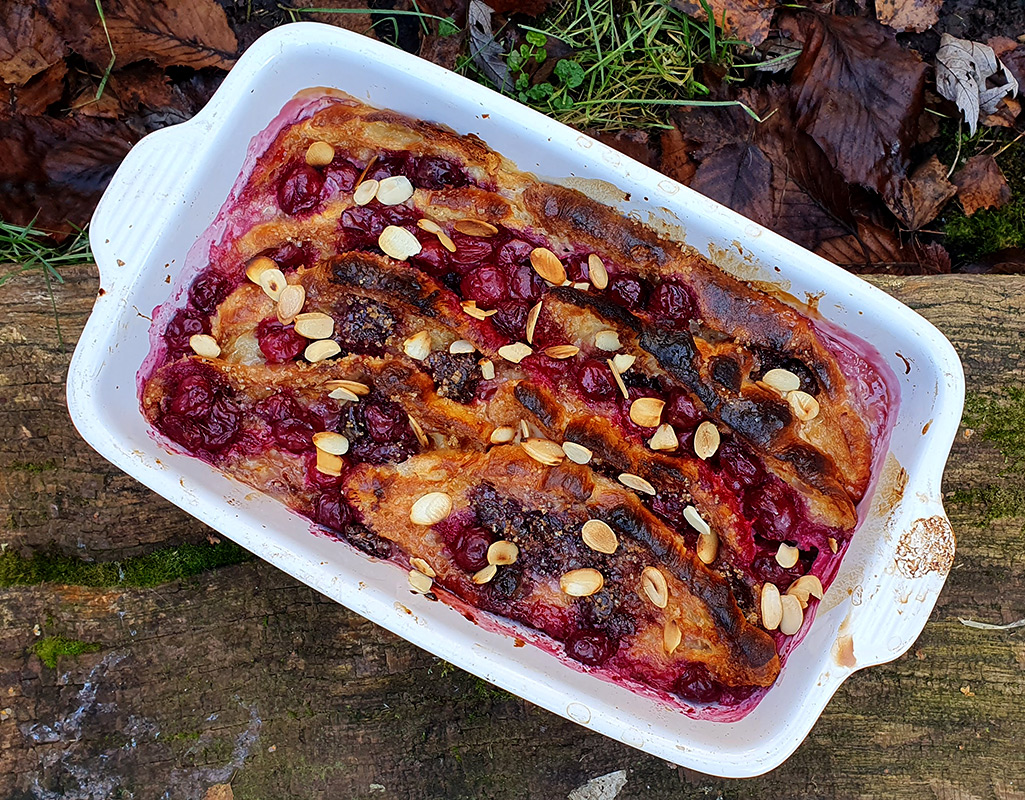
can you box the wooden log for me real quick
[1,266,1024,797]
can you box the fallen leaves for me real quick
[875,0,942,34]
[952,155,1011,216]
[887,155,957,232]
[670,0,776,46]
[0,1,67,85]
[816,221,950,274]
[936,34,1020,135]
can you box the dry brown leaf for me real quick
[669,0,776,46]
[936,34,1019,136]
[816,221,950,275]
[961,248,1025,275]
[875,0,941,34]
[9,60,67,115]
[201,785,234,800]
[0,0,68,85]
[659,126,697,185]
[886,155,957,231]
[952,154,1011,216]
[691,141,773,227]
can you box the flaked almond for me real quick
[663,619,682,656]
[588,253,609,289]
[828,537,839,554]
[418,218,455,249]
[410,557,436,578]
[618,472,656,495]
[641,566,669,609]
[786,575,824,608]
[526,300,542,345]
[648,423,678,451]
[312,431,350,455]
[561,441,592,465]
[594,329,621,351]
[408,414,429,448]
[473,564,498,584]
[761,582,783,631]
[409,491,452,525]
[490,426,516,444]
[682,505,711,537]
[189,334,220,359]
[788,390,820,421]
[629,397,664,428]
[498,342,533,363]
[530,247,566,284]
[379,225,422,260]
[696,530,718,565]
[403,330,432,361]
[572,282,590,291]
[762,368,801,394]
[305,339,341,362]
[612,353,636,373]
[305,140,335,166]
[408,569,434,594]
[328,387,360,402]
[775,543,800,569]
[544,344,579,359]
[246,256,277,283]
[277,283,306,324]
[560,568,604,597]
[376,175,415,205]
[461,300,497,320]
[581,519,618,554]
[693,421,720,460]
[449,339,476,354]
[487,540,519,566]
[779,594,804,635]
[324,379,370,396]
[315,449,344,477]
[519,419,530,440]
[259,268,287,301]
[352,179,379,206]
[294,312,334,340]
[522,438,565,466]
[479,358,495,380]
[607,359,629,399]
[454,219,498,237]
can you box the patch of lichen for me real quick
[948,486,1025,525]
[8,460,59,473]
[0,541,253,588]
[963,389,1025,472]
[30,635,101,668]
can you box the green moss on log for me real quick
[963,388,1025,471]
[30,636,101,668]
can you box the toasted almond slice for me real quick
[648,423,679,451]
[761,583,783,631]
[449,339,476,355]
[479,358,495,380]
[305,339,341,362]
[408,569,434,594]
[618,472,656,495]
[786,575,824,607]
[277,283,306,324]
[417,218,443,234]
[663,619,682,655]
[682,505,711,536]
[487,540,519,566]
[454,219,499,237]
[410,557,436,578]
[775,543,800,569]
[376,175,415,205]
[312,431,350,455]
[245,256,277,283]
[544,345,579,359]
[409,492,452,525]
[697,530,718,565]
[305,140,335,166]
[473,564,498,585]
[408,415,429,448]
[379,225,422,260]
[353,179,379,206]
[694,421,721,460]
[587,254,609,289]
[562,441,592,465]
[581,520,618,554]
[828,537,839,554]
[490,426,516,444]
[526,301,542,345]
[258,268,287,301]
[572,281,590,291]
[629,397,665,428]
[607,359,629,399]
[530,247,566,284]
[762,368,801,394]
[522,438,565,466]
[612,353,636,373]
[594,330,621,352]
[328,387,360,402]
[641,566,669,609]
[403,330,432,361]
[461,300,498,320]
[779,594,804,635]
[498,342,533,363]
[315,449,344,477]
[518,419,530,440]
[323,379,370,396]
[294,312,334,340]
[788,390,820,421]
[436,230,456,252]
[189,334,220,359]
[560,568,604,597]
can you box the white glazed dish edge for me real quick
[68,22,964,777]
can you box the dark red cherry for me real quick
[565,628,618,666]
[448,234,497,268]
[256,317,306,364]
[648,280,696,327]
[491,300,529,339]
[272,418,315,453]
[263,241,311,272]
[277,163,325,216]
[409,155,469,189]
[170,374,215,418]
[324,160,359,193]
[460,265,508,306]
[606,275,648,310]
[675,664,723,703]
[578,359,616,401]
[716,441,766,494]
[497,238,535,268]
[188,273,231,315]
[506,263,546,301]
[665,391,702,429]
[163,308,209,358]
[363,401,404,442]
[744,480,799,541]
[315,493,354,531]
[409,237,450,275]
[451,529,493,572]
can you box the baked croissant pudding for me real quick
[141,90,895,711]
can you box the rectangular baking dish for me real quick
[68,22,964,777]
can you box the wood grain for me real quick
[1,266,1024,798]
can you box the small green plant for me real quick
[30,636,101,669]
[507,31,586,111]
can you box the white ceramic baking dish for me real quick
[68,22,963,777]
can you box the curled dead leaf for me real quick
[936,34,1019,137]
[952,154,1012,216]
